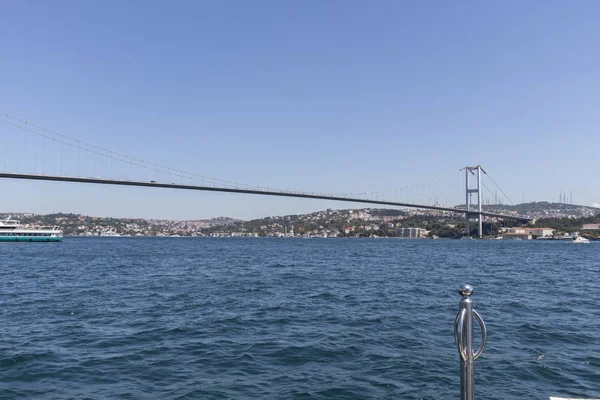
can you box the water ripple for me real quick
[1,238,599,399]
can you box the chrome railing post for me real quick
[454,284,487,400]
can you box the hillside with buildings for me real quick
[0,213,240,237]
[2,202,598,239]
[482,201,598,219]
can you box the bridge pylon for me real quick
[462,165,483,238]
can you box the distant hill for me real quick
[2,203,598,237]
[479,201,599,219]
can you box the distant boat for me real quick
[460,236,474,240]
[0,218,63,242]
[572,236,590,244]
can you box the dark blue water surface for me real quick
[1,238,599,399]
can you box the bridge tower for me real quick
[463,165,483,238]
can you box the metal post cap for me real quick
[458,284,473,297]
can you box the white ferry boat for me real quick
[0,218,63,242]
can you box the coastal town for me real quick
[2,202,599,240]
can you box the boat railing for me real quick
[454,284,487,400]
[0,219,20,227]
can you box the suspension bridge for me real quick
[1,112,530,237]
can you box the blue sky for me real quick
[1,1,599,219]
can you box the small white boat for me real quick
[572,236,590,244]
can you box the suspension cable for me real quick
[481,169,515,205]
[0,111,273,191]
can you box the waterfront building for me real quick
[501,232,532,240]
[582,223,600,230]
[501,227,554,238]
[529,227,555,237]
[396,227,427,238]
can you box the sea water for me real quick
[1,238,599,399]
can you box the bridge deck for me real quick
[0,172,531,221]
